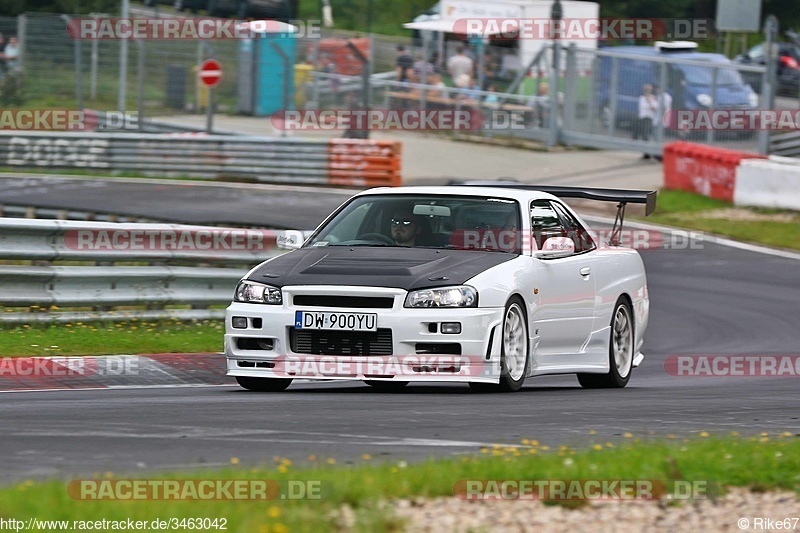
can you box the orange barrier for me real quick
[327,139,402,187]
[662,142,766,202]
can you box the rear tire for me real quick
[364,381,408,392]
[578,297,633,389]
[236,376,292,392]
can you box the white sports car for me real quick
[224,184,655,392]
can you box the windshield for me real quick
[307,194,522,254]
[678,63,745,86]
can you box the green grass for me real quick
[0,435,797,531]
[0,319,224,357]
[642,189,800,251]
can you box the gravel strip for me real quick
[390,488,799,532]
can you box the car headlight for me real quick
[404,286,477,308]
[696,93,713,107]
[234,280,282,305]
[748,92,759,107]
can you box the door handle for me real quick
[580,267,591,277]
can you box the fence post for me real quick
[119,0,130,113]
[655,61,667,147]
[62,15,83,110]
[705,66,718,146]
[137,40,145,131]
[16,14,26,71]
[606,57,619,137]
[563,43,577,131]
[548,42,561,147]
[758,15,779,154]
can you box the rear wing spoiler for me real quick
[448,180,658,246]
[448,180,658,216]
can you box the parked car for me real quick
[733,40,800,96]
[224,184,655,393]
[207,0,294,19]
[142,0,208,14]
[595,42,759,131]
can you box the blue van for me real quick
[594,42,759,130]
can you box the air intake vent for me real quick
[290,328,393,356]
[293,295,394,308]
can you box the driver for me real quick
[390,209,421,247]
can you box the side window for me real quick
[530,200,567,250]
[552,202,596,253]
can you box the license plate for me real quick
[294,311,378,331]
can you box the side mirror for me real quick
[534,236,575,259]
[276,230,305,250]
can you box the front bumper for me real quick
[224,285,504,383]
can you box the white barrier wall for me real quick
[734,156,800,211]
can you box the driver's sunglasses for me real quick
[391,218,415,226]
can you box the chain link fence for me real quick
[2,12,777,155]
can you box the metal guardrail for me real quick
[770,131,800,157]
[0,204,157,223]
[0,218,285,323]
[0,132,402,187]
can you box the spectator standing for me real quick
[3,36,19,71]
[396,45,414,83]
[447,45,474,85]
[635,83,658,158]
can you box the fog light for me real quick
[440,322,461,334]
[232,316,248,329]
[257,339,274,350]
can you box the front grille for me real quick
[290,328,393,356]
[292,295,394,309]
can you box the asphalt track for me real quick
[0,175,353,229]
[1,232,799,483]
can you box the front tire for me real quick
[470,297,529,392]
[236,376,292,392]
[578,297,633,389]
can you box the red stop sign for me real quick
[199,59,222,88]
